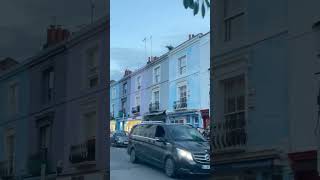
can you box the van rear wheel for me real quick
[164,157,176,178]
[130,148,138,163]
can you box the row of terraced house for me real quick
[110,32,210,133]
[0,17,109,180]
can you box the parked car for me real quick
[127,122,211,178]
[111,131,129,147]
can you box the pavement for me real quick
[110,146,213,180]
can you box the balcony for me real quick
[149,102,160,112]
[27,148,48,176]
[212,114,247,153]
[118,110,126,117]
[131,106,140,114]
[173,98,187,110]
[69,138,96,167]
[0,159,14,179]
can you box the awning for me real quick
[143,111,166,121]
[167,110,199,117]
[143,110,166,116]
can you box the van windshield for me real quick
[168,125,206,142]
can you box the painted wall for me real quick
[110,81,121,118]
[144,57,169,113]
[129,69,145,117]
[64,25,108,173]
[28,50,67,174]
[247,33,289,150]
[0,68,30,177]
[199,33,210,110]
[168,38,202,112]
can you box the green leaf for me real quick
[183,0,189,9]
[189,0,194,9]
[205,0,210,8]
[202,2,205,17]
[193,1,199,15]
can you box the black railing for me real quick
[149,102,160,112]
[173,98,187,110]
[69,138,96,164]
[212,113,247,151]
[27,148,48,176]
[131,106,140,114]
[0,159,14,178]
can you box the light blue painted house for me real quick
[142,55,169,122]
[167,33,210,128]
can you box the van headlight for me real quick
[176,148,194,161]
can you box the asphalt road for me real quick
[110,146,213,180]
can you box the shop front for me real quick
[115,120,125,131]
[288,150,320,180]
[124,117,142,133]
[200,109,210,129]
[167,110,203,128]
[110,120,116,133]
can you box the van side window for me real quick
[136,125,143,136]
[148,125,156,138]
[131,126,138,135]
[155,126,165,138]
[143,125,154,138]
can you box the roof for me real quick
[0,16,108,81]
[111,31,210,84]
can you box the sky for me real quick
[0,0,107,62]
[111,0,210,81]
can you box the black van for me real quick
[127,122,211,178]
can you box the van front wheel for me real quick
[164,157,176,178]
[130,148,138,163]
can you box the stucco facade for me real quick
[0,17,108,180]
[211,0,320,179]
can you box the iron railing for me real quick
[69,138,96,164]
[27,148,48,176]
[212,113,247,151]
[173,98,187,110]
[0,158,14,178]
[149,102,160,112]
[131,106,140,114]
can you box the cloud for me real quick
[110,47,147,80]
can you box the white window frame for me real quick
[86,44,100,89]
[223,0,245,42]
[111,103,115,117]
[123,82,128,95]
[111,87,116,99]
[8,81,19,115]
[178,55,187,75]
[153,65,161,84]
[176,81,188,101]
[152,87,160,104]
[136,76,142,90]
[135,95,141,107]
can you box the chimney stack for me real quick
[44,25,70,49]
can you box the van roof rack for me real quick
[140,121,164,124]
